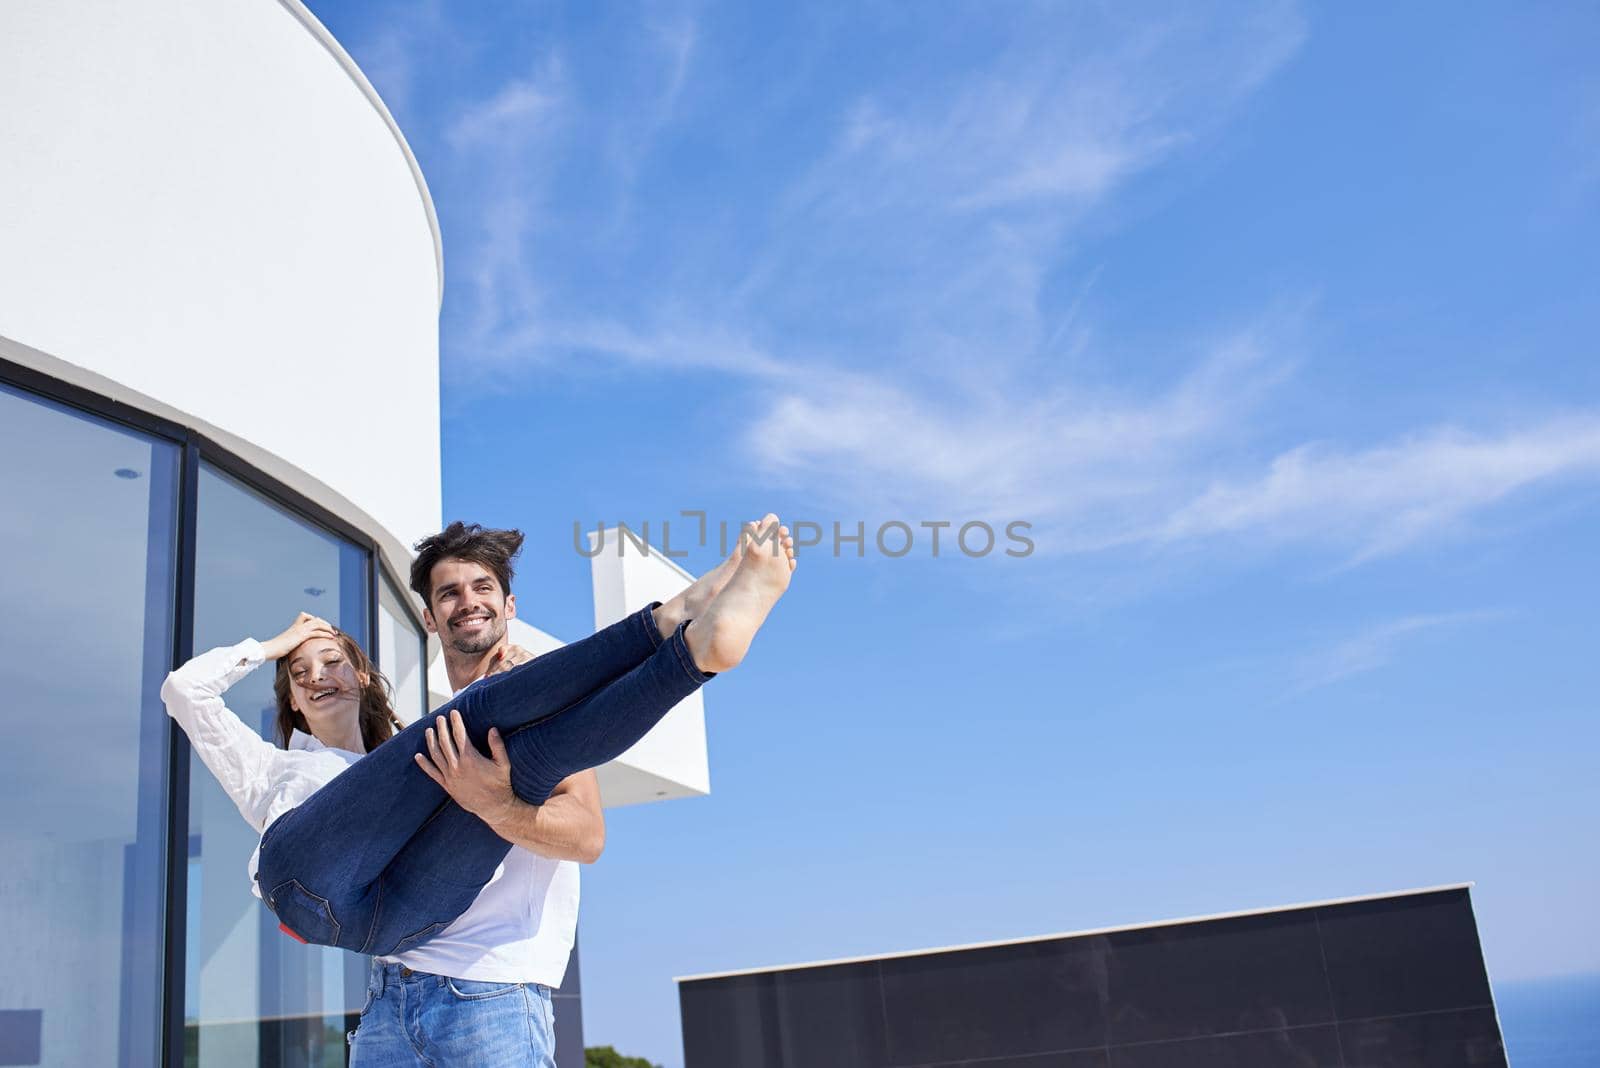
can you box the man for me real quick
[350,515,786,1065]
[348,521,602,1067]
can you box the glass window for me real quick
[377,574,428,726]
[0,383,179,1067]
[185,463,369,1067]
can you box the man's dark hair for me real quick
[410,522,526,607]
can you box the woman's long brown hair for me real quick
[272,630,404,752]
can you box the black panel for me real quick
[680,891,1506,1068]
[1104,910,1334,1045]
[880,938,1109,1064]
[1108,1025,1344,1068]
[945,1052,1109,1068]
[775,962,888,1068]
[554,934,584,1068]
[559,934,583,995]
[553,1000,586,1068]
[1339,1007,1507,1067]
[1318,890,1494,1019]
[680,974,782,1068]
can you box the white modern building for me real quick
[0,3,708,1065]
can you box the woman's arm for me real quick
[160,640,285,831]
[159,614,336,831]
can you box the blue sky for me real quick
[311,2,1599,1062]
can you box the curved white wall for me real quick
[0,0,442,557]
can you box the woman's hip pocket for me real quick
[266,878,342,947]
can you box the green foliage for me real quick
[585,1045,661,1068]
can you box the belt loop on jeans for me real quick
[373,960,386,996]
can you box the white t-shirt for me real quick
[379,671,579,987]
[162,639,579,987]
[380,845,578,986]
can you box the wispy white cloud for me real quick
[446,74,563,149]
[748,320,1291,540]
[1159,417,1600,560]
[1291,610,1507,694]
[498,317,791,379]
[339,0,457,131]
[366,1,1600,569]
[749,344,1600,560]
[787,75,1162,218]
[598,12,699,236]
[738,7,1307,374]
[429,0,1309,379]
[415,16,708,375]
[435,58,569,366]
[788,5,1306,219]
[649,13,696,125]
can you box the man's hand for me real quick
[485,643,538,678]
[415,706,607,863]
[415,709,517,830]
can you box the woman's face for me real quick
[285,636,364,734]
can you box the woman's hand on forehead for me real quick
[263,612,339,661]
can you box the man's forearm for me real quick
[485,794,605,863]
[416,714,605,862]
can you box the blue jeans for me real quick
[348,960,555,1067]
[257,605,710,955]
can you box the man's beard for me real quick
[447,615,505,655]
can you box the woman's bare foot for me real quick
[685,515,795,673]
[652,537,746,638]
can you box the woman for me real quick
[163,517,794,957]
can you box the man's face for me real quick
[424,558,517,655]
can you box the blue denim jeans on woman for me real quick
[348,960,556,1068]
[256,604,709,956]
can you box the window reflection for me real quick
[0,383,178,1068]
[378,575,428,726]
[185,464,369,1067]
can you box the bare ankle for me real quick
[683,617,722,674]
[653,601,682,639]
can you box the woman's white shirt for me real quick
[161,639,579,987]
[159,638,361,890]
